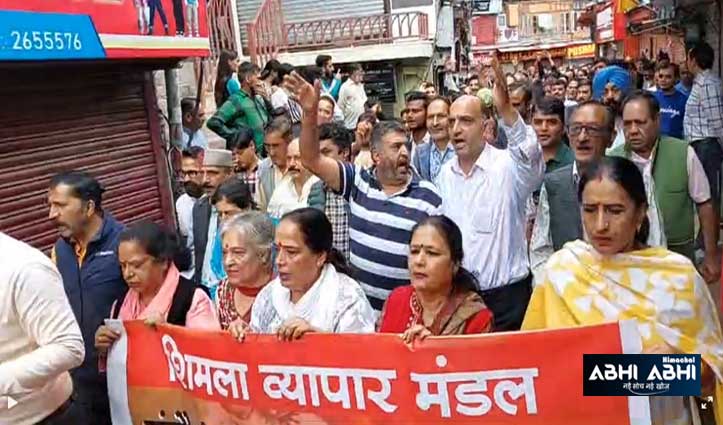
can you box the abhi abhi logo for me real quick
[583,354,701,396]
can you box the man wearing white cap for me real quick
[192,149,234,299]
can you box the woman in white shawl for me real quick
[230,208,375,341]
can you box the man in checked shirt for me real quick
[684,42,723,207]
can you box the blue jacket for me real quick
[54,214,127,385]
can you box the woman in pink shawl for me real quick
[94,222,219,355]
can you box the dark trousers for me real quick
[172,0,185,34]
[148,0,168,34]
[73,379,112,425]
[691,138,723,208]
[35,396,81,425]
[480,273,533,332]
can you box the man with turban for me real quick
[593,65,632,151]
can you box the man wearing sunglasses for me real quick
[530,100,617,281]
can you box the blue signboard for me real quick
[0,10,105,60]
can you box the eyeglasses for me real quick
[568,124,607,137]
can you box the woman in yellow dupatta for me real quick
[522,157,723,425]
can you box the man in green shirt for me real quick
[207,61,270,154]
[532,97,573,174]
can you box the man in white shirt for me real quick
[267,138,320,220]
[177,147,205,279]
[436,57,544,331]
[338,64,368,130]
[0,232,84,425]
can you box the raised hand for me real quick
[284,72,321,114]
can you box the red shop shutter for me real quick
[0,64,174,252]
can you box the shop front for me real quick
[0,1,210,251]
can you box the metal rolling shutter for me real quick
[0,65,174,252]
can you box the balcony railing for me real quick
[207,0,238,57]
[284,12,429,51]
[246,0,286,67]
[246,0,429,65]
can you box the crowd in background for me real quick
[3,41,723,425]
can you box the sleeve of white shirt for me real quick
[0,262,84,395]
[500,113,545,200]
[529,185,555,285]
[338,84,351,116]
[687,145,712,203]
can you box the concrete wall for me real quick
[154,60,226,150]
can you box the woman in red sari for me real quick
[379,216,493,340]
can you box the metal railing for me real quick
[207,0,238,57]
[246,0,285,66]
[245,0,429,65]
[284,12,429,51]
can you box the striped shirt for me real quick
[684,70,723,141]
[337,163,443,310]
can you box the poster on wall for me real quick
[0,0,209,60]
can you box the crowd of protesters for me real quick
[2,41,723,425]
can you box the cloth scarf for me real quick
[593,65,632,101]
[523,240,723,424]
[118,264,181,320]
[269,264,342,332]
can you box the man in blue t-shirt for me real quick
[653,62,688,139]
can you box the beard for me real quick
[184,181,204,198]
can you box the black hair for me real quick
[228,127,256,151]
[260,59,282,81]
[410,216,479,293]
[533,96,565,124]
[357,111,378,126]
[119,221,192,271]
[319,122,352,153]
[467,75,479,84]
[689,42,715,70]
[426,95,451,108]
[297,65,322,85]
[280,208,351,275]
[622,90,660,119]
[180,97,198,116]
[641,59,656,72]
[371,120,407,151]
[573,100,616,133]
[349,63,363,73]
[264,115,293,138]
[315,54,332,68]
[238,61,260,84]
[577,78,592,88]
[509,81,532,102]
[655,60,673,73]
[49,171,105,212]
[211,178,255,210]
[577,157,650,244]
[365,96,381,110]
[405,90,429,107]
[182,146,204,160]
[214,49,239,107]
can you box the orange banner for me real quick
[107,321,650,425]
